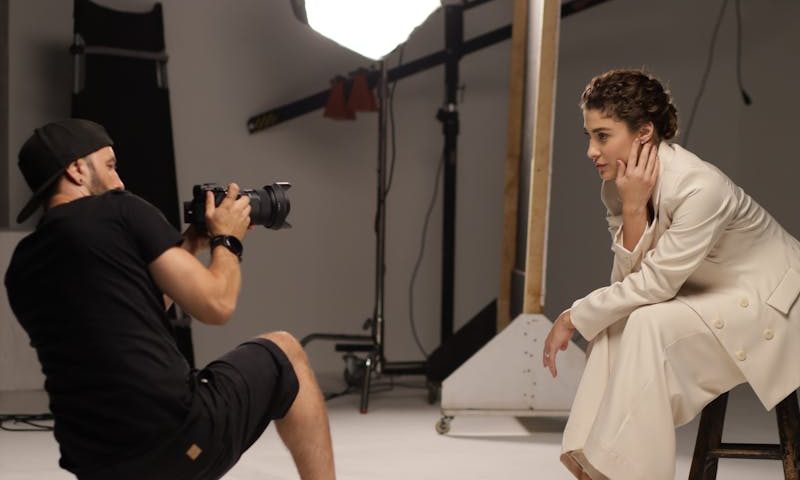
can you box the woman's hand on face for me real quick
[615,141,659,213]
[543,309,576,378]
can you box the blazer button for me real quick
[735,350,747,361]
[764,329,774,340]
[713,319,724,329]
[739,298,750,308]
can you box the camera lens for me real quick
[184,182,291,229]
[246,183,291,229]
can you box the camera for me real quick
[183,182,292,230]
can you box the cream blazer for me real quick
[571,142,800,410]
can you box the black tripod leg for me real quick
[360,355,374,414]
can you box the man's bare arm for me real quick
[162,227,209,311]
[151,245,241,325]
[153,184,250,324]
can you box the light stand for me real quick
[439,2,462,345]
[260,0,619,407]
[302,60,428,413]
[374,59,388,370]
[294,0,444,413]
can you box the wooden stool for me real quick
[689,390,800,479]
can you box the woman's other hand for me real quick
[543,309,576,378]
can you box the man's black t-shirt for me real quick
[5,190,187,476]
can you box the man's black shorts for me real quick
[83,338,300,480]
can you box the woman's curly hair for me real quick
[580,69,678,141]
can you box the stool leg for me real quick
[689,392,729,480]
[776,391,800,480]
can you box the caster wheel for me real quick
[435,416,453,435]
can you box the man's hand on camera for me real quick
[205,183,251,241]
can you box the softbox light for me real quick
[291,0,440,60]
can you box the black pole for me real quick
[374,61,388,367]
[437,4,462,344]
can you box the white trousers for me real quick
[561,300,746,480]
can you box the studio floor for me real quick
[0,384,788,479]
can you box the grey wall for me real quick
[7,0,73,222]
[0,0,7,227]
[0,231,41,390]
[2,0,798,391]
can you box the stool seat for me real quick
[689,390,800,479]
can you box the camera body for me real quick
[183,182,291,230]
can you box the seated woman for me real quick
[543,69,800,480]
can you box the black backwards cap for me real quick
[17,119,114,223]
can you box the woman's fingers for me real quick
[628,139,641,167]
[650,150,660,182]
[617,141,658,209]
[638,142,652,173]
[642,145,652,176]
[543,336,555,377]
[624,141,653,177]
[543,337,560,377]
[543,341,551,373]
[644,143,658,178]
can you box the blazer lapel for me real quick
[652,141,672,220]
[650,141,675,240]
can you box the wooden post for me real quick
[522,0,559,314]
[497,0,529,331]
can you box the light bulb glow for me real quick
[305,0,440,60]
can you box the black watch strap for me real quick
[209,235,243,262]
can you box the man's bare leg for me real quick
[262,332,335,480]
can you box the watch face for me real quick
[225,236,243,255]
[212,235,242,258]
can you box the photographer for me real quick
[5,119,335,480]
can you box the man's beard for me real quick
[84,161,107,195]
[88,177,106,195]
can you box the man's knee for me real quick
[260,331,307,366]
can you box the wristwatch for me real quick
[210,235,243,262]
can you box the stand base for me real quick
[301,331,429,413]
[302,300,497,412]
